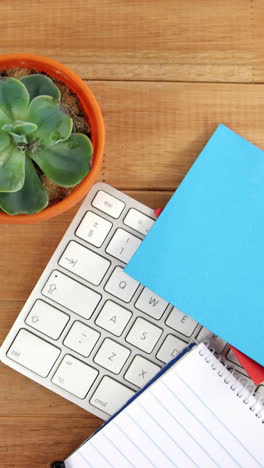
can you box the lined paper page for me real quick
[65,344,264,468]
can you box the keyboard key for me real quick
[196,327,226,354]
[124,208,154,235]
[59,241,110,286]
[92,190,125,218]
[255,385,264,398]
[228,368,251,386]
[7,329,60,377]
[26,300,69,340]
[52,354,98,399]
[156,334,187,364]
[90,376,135,415]
[104,266,139,303]
[94,338,131,374]
[64,321,100,357]
[135,288,168,320]
[42,270,101,319]
[76,211,112,247]
[106,228,141,264]
[95,300,132,336]
[124,355,161,388]
[126,317,162,353]
[166,307,198,337]
[226,348,243,368]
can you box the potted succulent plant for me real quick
[0,54,104,224]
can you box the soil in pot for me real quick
[0,67,92,207]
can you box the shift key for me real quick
[7,329,61,377]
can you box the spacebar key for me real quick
[7,329,61,377]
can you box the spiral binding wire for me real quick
[197,341,264,424]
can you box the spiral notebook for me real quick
[63,344,264,468]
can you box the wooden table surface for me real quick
[1,0,264,465]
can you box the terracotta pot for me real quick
[0,54,105,224]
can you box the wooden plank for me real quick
[0,0,255,82]
[252,0,264,82]
[0,415,101,467]
[90,80,264,189]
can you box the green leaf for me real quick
[31,133,93,187]
[27,96,72,145]
[9,132,27,145]
[2,120,37,135]
[0,129,11,153]
[0,139,25,192]
[0,78,29,124]
[21,74,61,101]
[0,157,48,215]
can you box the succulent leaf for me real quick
[27,96,72,146]
[21,74,61,101]
[9,132,28,145]
[0,156,48,215]
[31,133,93,187]
[0,130,11,152]
[0,140,25,192]
[2,120,37,135]
[0,78,29,124]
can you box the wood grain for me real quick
[1,0,264,466]
[0,0,259,83]
[90,80,264,189]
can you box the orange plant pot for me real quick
[0,54,105,224]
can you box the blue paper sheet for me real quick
[125,124,264,366]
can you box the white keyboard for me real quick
[0,183,258,420]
